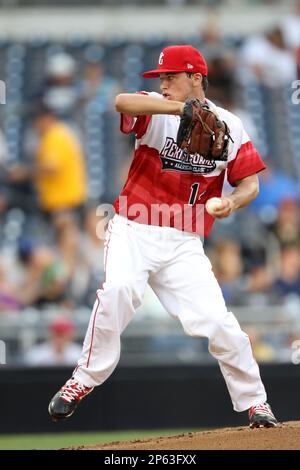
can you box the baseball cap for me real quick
[142,45,208,78]
[46,53,76,77]
[49,317,75,334]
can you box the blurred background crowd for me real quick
[0,0,300,368]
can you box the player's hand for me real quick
[209,197,234,219]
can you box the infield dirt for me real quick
[67,421,300,450]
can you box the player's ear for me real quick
[192,73,202,87]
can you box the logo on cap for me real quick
[187,63,194,69]
[158,52,164,65]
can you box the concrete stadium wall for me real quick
[0,5,293,40]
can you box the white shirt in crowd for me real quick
[24,342,82,366]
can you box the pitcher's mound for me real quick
[70,421,300,450]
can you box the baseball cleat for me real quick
[48,378,94,421]
[248,402,278,429]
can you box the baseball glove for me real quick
[176,98,232,161]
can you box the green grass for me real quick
[0,429,196,450]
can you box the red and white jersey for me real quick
[115,92,265,237]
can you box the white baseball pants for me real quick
[74,214,266,412]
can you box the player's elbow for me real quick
[237,174,259,201]
[247,180,259,204]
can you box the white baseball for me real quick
[205,197,223,215]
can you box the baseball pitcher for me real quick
[49,45,278,428]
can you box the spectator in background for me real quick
[237,26,297,88]
[273,243,300,299]
[34,202,108,310]
[80,61,119,112]
[228,251,276,307]
[210,241,277,307]
[250,164,300,225]
[14,239,68,308]
[42,52,79,120]
[198,13,237,60]
[204,54,235,106]
[18,53,80,194]
[243,325,276,363]
[271,199,300,245]
[53,210,82,280]
[9,105,87,212]
[196,19,258,143]
[32,104,86,209]
[24,316,82,366]
[30,104,87,276]
[197,16,236,105]
[209,86,259,144]
[281,0,300,50]
[78,204,105,307]
[209,239,243,303]
[0,261,22,312]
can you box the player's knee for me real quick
[208,313,249,355]
[98,280,143,308]
[180,308,226,337]
[108,348,121,369]
[180,316,205,337]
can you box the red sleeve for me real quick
[227,141,266,187]
[120,114,151,138]
[119,91,151,139]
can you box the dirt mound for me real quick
[69,422,300,450]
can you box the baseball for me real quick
[205,197,223,215]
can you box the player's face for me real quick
[159,72,199,102]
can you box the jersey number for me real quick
[188,183,206,206]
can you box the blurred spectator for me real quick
[19,53,80,200]
[53,205,104,307]
[9,105,87,214]
[33,104,87,215]
[196,17,258,142]
[270,199,300,245]
[243,325,276,363]
[198,16,236,105]
[229,252,277,306]
[33,104,87,255]
[281,0,300,50]
[24,316,82,366]
[79,204,105,305]
[273,242,300,298]
[42,52,79,119]
[205,54,235,106]
[1,181,36,215]
[80,61,119,112]
[237,26,297,88]
[15,239,68,308]
[211,87,259,143]
[198,13,236,59]
[210,239,243,303]
[250,165,300,224]
[0,261,22,312]
[53,210,82,279]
